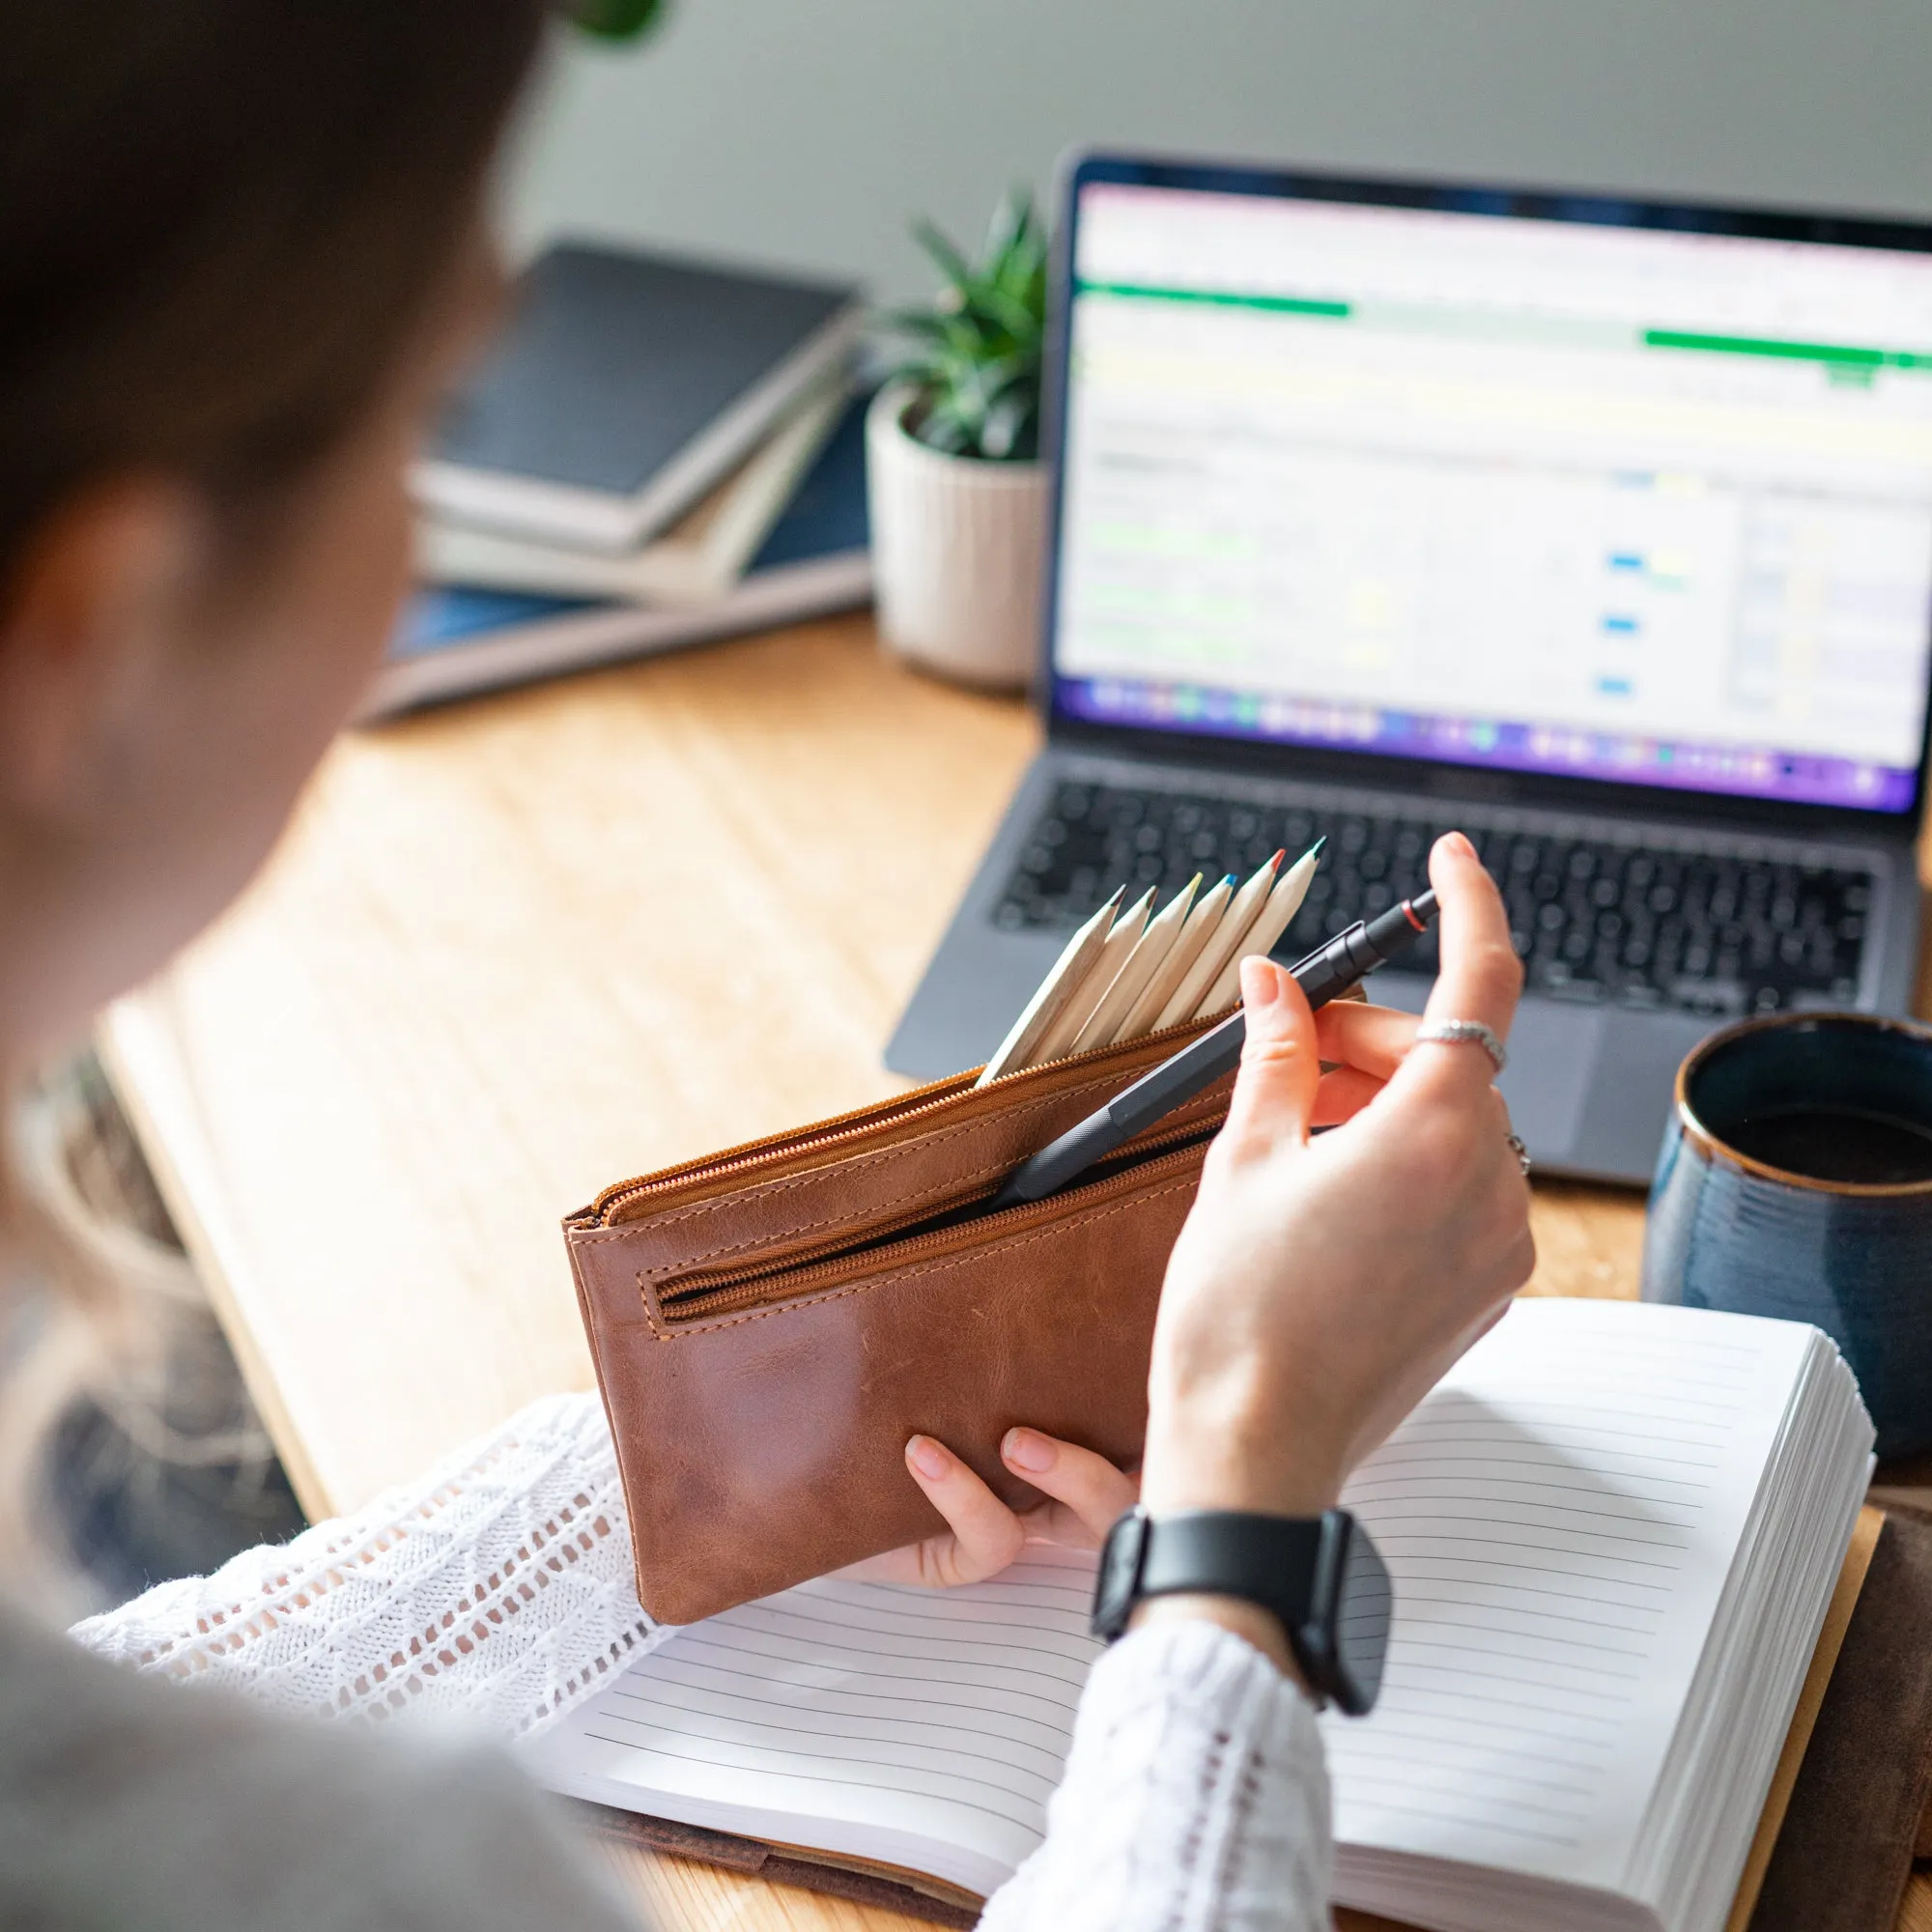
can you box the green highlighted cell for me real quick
[1089,520,1257,561]
[1643,327,1932,372]
[1080,284,1932,369]
[1079,279,1350,320]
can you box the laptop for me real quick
[886,153,1932,1185]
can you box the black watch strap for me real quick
[1139,1509,1325,1611]
[1090,1506,1391,1717]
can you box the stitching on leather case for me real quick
[627,1141,1088,1285]
[631,1113,1216,1284]
[574,1067,1138,1247]
[575,1067,1226,1273]
[632,1169,1201,1340]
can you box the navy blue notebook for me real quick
[373,395,871,718]
[413,243,863,552]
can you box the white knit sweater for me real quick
[68,1392,1331,1930]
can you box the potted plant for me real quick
[867,191,1049,690]
[569,0,669,40]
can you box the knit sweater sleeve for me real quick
[68,1390,666,1743]
[70,1393,1336,1931]
[980,1618,1334,1932]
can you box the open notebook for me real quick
[525,1298,1873,1932]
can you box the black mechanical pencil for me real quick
[988,889,1440,1209]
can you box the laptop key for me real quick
[992,781,1875,1018]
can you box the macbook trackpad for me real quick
[1371,976,1595,1156]
[1499,999,1605,1160]
[1369,979,1682,1184]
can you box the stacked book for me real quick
[372,242,873,718]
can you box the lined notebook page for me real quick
[1324,1296,1810,1894]
[529,1299,1812,1905]
[524,1543,1100,1897]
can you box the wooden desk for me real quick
[96,611,1915,1930]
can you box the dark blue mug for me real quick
[1643,1011,1932,1459]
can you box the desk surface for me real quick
[99,611,1921,1932]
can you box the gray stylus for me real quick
[988,890,1439,1209]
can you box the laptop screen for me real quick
[1047,164,1932,817]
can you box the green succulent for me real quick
[881,189,1048,463]
[570,0,668,43]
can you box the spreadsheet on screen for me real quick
[1052,183,1932,812]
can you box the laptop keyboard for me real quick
[993,780,1874,1018]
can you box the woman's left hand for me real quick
[840,1429,1138,1588]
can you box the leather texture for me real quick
[565,1019,1231,1625]
[572,1803,980,1927]
[1747,1508,1932,1932]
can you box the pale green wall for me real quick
[507,0,1932,303]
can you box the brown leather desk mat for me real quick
[573,1509,1932,1931]
[1747,1505,1932,1932]
[574,1804,980,1928]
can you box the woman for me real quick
[0,4,1534,1926]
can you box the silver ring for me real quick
[1506,1131,1531,1176]
[1413,1017,1508,1074]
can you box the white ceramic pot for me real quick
[866,384,1048,691]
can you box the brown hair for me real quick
[0,0,549,1589]
[0,0,550,571]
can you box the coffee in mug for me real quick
[1643,1011,1932,1458]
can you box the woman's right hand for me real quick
[1142,831,1536,1525]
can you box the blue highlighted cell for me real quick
[1602,614,1640,635]
[1598,675,1634,696]
[1607,553,1645,572]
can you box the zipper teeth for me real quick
[589,1080,968,1222]
[657,1121,1219,1324]
[590,1016,1215,1225]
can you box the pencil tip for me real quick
[1220,872,1236,887]
[1306,835,1327,859]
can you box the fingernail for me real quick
[1240,954,1282,1009]
[1443,831,1476,860]
[1003,1427,1055,1473]
[906,1435,951,1481]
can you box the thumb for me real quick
[1215,955,1320,1165]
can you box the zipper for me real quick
[585,1077,971,1226]
[584,1014,1216,1228]
[655,1120,1220,1326]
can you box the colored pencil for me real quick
[1028,887,1154,1067]
[1157,850,1282,1029]
[1070,873,1203,1054]
[974,888,1123,1087]
[1120,872,1236,1041]
[1195,838,1325,1017]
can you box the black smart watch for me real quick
[1090,1506,1393,1716]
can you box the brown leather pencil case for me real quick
[564,1019,1232,1625]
